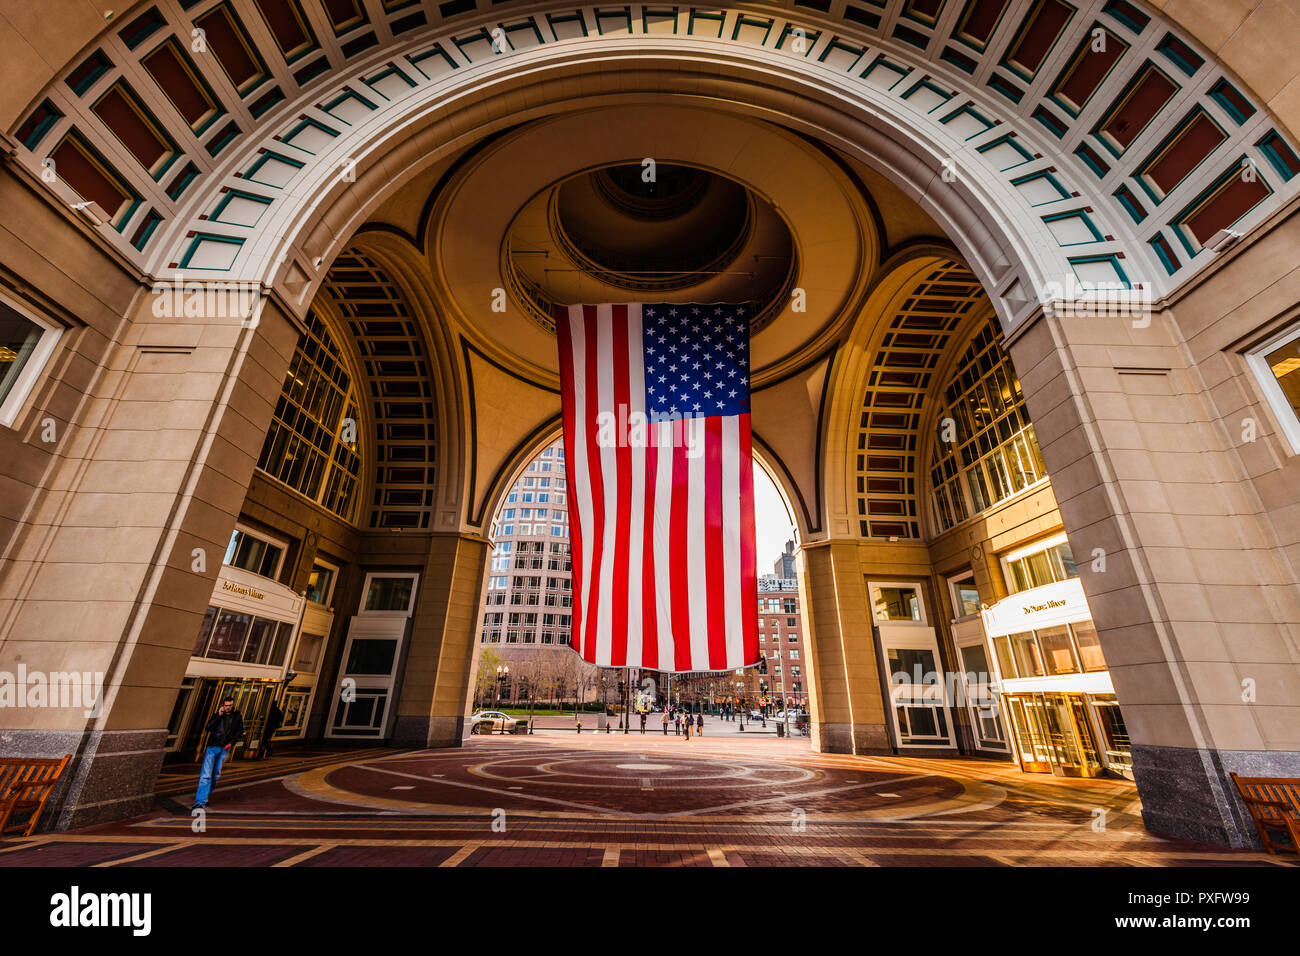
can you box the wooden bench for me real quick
[1230,772,1300,855]
[0,755,72,838]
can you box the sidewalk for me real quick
[516,714,802,737]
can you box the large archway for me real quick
[1,1,1298,851]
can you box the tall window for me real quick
[304,561,337,605]
[257,311,362,522]
[0,291,63,428]
[224,526,285,579]
[1002,534,1078,593]
[1246,320,1300,453]
[929,321,1048,533]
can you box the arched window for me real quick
[929,321,1048,534]
[256,310,362,522]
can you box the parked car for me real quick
[774,710,806,722]
[469,711,526,734]
[747,710,766,721]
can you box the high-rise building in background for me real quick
[773,540,797,578]
[477,440,598,707]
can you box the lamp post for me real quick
[600,673,608,732]
[622,666,631,734]
[496,663,509,734]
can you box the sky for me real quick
[753,462,796,573]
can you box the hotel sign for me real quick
[221,580,265,601]
[211,566,303,622]
[981,577,1091,638]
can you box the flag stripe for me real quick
[704,416,726,670]
[653,421,675,670]
[594,306,617,666]
[625,305,646,668]
[610,306,632,667]
[556,309,584,659]
[581,306,605,659]
[670,421,692,671]
[641,429,658,671]
[722,415,742,667]
[739,415,758,663]
[686,418,709,669]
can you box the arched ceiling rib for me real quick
[319,249,439,530]
[852,258,986,540]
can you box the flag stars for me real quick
[639,304,749,419]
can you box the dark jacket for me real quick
[205,709,244,748]
[264,702,284,735]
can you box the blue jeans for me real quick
[194,745,228,806]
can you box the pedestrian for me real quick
[259,699,283,759]
[674,712,682,736]
[696,713,703,737]
[662,711,669,735]
[683,714,691,740]
[192,695,244,810]
[640,711,647,734]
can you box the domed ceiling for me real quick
[504,161,796,335]
[415,103,946,383]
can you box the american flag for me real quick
[556,303,758,672]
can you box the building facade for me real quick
[1,0,1299,849]
[475,440,598,708]
[736,574,807,712]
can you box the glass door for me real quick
[1006,692,1104,777]
[1006,694,1053,772]
[181,679,220,760]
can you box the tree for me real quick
[474,645,502,712]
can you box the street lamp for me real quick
[496,664,509,734]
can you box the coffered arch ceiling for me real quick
[314,247,444,529]
[822,248,990,540]
[13,0,1300,340]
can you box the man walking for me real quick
[192,696,244,810]
[639,711,647,734]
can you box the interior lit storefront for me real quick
[980,534,1133,779]
[164,526,339,761]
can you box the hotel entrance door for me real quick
[1004,692,1104,777]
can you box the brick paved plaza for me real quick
[3,734,1293,868]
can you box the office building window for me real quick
[929,320,1046,532]
[224,526,285,580]
[304,562,337,605]
[1247,320,1300,453]
[256,310,361,522]
[1003,534,1078,593]
[0,291,64,428]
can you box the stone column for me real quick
[798,539,891,755]
[0,289,298,828]
[1005,304,1300,847]
[390,533,491,748]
